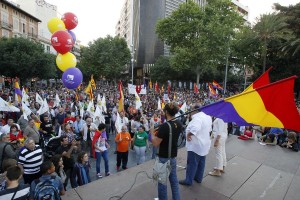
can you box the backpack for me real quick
[33,176,61,200]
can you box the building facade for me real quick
[0,0,40,40]
[116,0,249,83]
[15,0,57,54]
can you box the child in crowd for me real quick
[281,132,299,152]
[0,166,30,200]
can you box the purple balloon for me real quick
[68,30,76,44]
[62,67,82,89]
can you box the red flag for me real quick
[155,81,159,93]
[194,83,199,94]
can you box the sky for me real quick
[44,0,299,45]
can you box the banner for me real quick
[128,84,147,94]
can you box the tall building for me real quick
[0,0,41,39]
[116,0,248,83]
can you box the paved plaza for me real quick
[62,135,300,200]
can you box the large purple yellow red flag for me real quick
[244,67,272,92]
[14,79,22,103]
[201,75,300,132]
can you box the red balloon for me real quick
[51,31,74,54]
[61,12,78,30]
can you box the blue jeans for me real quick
[96,150,109,174]
[185,151,206,185]
[152,146,158,159]
[157,157,180,200]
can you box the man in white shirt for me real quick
[81,117,98,157]
[179,105,212,186]
[209,117,228,176]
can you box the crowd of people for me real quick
[0,82,299,200]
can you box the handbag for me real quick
[153,122,172,185]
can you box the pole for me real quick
[131,45,134,84]
[224,54,229,95]
[131,0,134,84]
[243,57,247,90]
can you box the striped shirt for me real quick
[18,145,43,174]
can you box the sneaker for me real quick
[97,173,103,178]
[106,172,110,176]
[122,166,128,170]
[208,170,221,177]
[116,166,120,171]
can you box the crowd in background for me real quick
[0,82,299,199]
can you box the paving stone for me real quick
[202,156,261,197]
[231,165,293,200]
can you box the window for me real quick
[1,12,8,23]
[13,18,19,31]
[46,45,50,52]
[2,30,9,37]
[22,23,26,33]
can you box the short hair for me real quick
[163,102,179,116]
[287,132,297,141]
[40,160,54,174]
[77,151,87,163]
[60,135,68,142]
[51,154,62,169]
[139,125,145,131]
[6,166,22,181]
[98,123,106,131]
[2,158,17,172]
[24,137,35,146]
[0,133,8,141]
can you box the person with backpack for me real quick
[0,133,16,174]
[29,160,65,200]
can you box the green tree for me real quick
[275,3,300,57]
[80,36,131,81]
[253,13,288,72]
[156,0,244,84]
[0,37,57,81]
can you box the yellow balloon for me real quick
[47,18,66,34]
[56,52,77,71]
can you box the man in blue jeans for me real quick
[179,105,212,186]
[151,103,182,200]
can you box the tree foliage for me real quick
[0,37,56,81]
[156,0,244,84]
[275,3,300,57]
[79,36,131,81]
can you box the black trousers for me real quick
[116,151,128,168]
[23,172,41,185]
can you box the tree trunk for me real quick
[196,65,200,85]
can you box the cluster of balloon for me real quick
[47,12,82,89]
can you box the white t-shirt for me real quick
[212,118,228,139]
[185,112,212,156]
[95,136,107,152]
